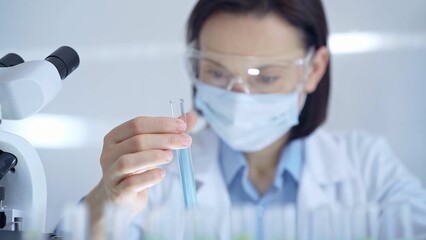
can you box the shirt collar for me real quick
[274,139,304,188]
[219,140,246,186]
[219,139,304,188]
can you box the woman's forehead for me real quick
[199,12,305,58]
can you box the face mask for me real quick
[194,81,302,152]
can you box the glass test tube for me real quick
[380,202,414,240]
[230,205,257,240]
[23,206,45,240]
[60,203,89,240]
[351,204,379,240]
[184,208,219,240]
[170,99,197,209]
[144,207,184,240]
[104,202,132,240]
[264,205,297,240]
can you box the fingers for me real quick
[114,168,165,194]
[106,116,188,143]
[110,150,173,181]
[105,113,199,144]
[115,133,192,157]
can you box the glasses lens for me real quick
[199,59,233,88]
[187,54,305,94]
[248,65,302,93]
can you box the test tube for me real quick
[264,205,297,240]
[380,202,414,240]
[60,203,89,240]
[144,206,184,240]
[230,205,257,240]
[184,208,219,240]
[23,206,44,240]
[351,204,379,240]
[169,99,197,209]
[104,202,132,240]
[309,206,333,240]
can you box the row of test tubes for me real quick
[55,202,418,240]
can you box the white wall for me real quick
[0,0,425,232]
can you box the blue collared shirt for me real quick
[219,138,304,239]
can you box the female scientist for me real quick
[82,0,426,238]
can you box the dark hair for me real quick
[187,0,330,141]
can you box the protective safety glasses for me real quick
[186,43,315,94]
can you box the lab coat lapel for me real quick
[191,127,232,240]
[298,129,357,209]
[191,127,231,210]
[296,130,357,240]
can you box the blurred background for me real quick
[0,0,425,232]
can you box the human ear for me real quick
[304,46,329,93]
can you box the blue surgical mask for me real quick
[194,81,302,152]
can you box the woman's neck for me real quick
[244,133,290,194]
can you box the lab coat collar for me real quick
[191,127,355,186]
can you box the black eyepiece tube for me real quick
[0,53,25,68]
[45,46,80,80]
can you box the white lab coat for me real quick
[138,126,426,239]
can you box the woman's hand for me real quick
[85,112,197,236]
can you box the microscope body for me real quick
[0,47,79,238]
[0,130,47,231]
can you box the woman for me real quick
[82,0,426,238]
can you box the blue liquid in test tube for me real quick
[170,99,197,209]
[176,148,197,208]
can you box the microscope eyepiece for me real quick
[0,53,25,68]
[45,46,80,80]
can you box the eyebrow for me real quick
[258,64,289,69]
[203,58,291,72]
[202,58,230,71]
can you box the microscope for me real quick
[0,46,79,239]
